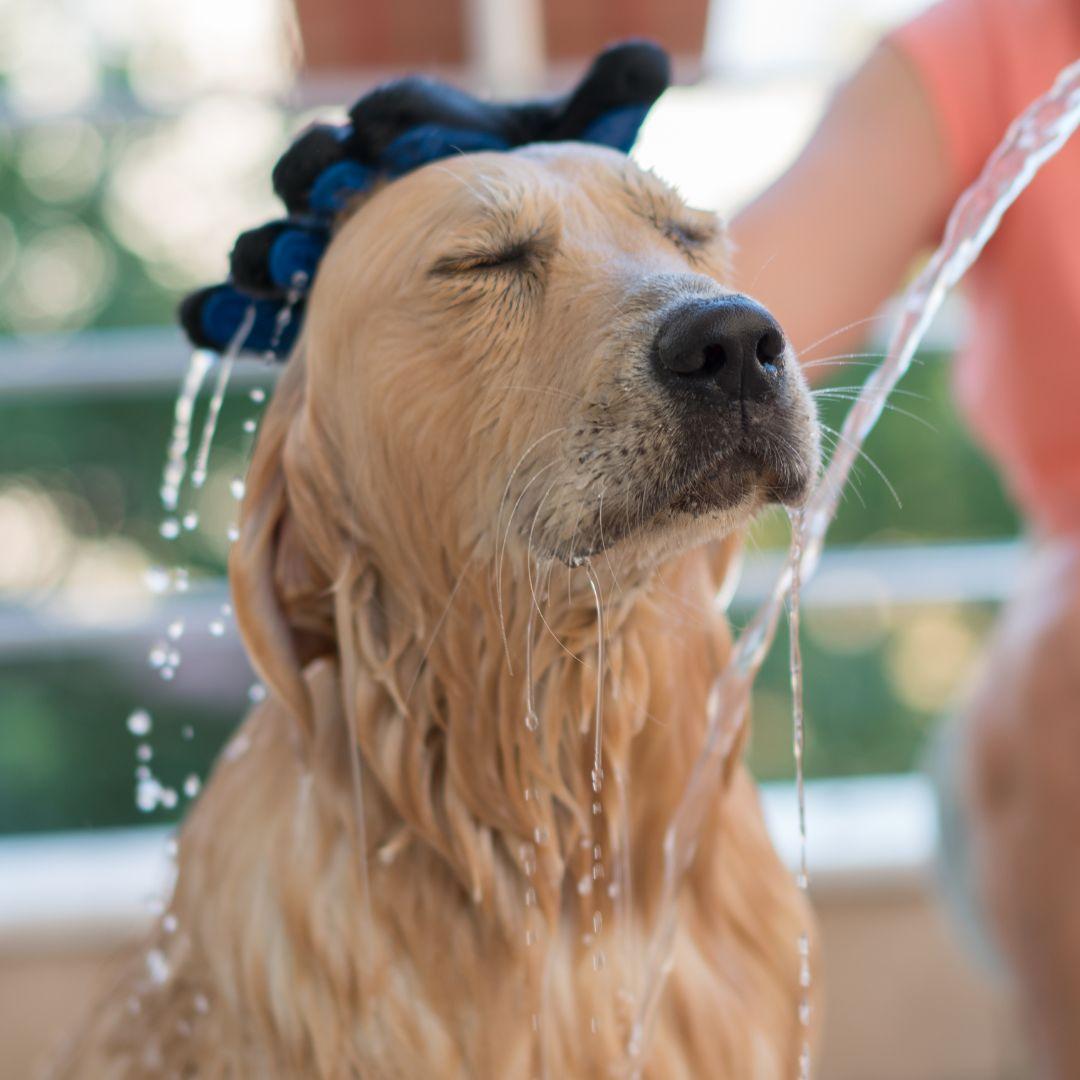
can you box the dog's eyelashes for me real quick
[432,240,539,276]
[661,219,717,257]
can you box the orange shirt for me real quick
[891,0,1080,536]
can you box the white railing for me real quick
[0,322,998,943]
[0,773,936,949]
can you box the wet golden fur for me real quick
[56,144,819,1077]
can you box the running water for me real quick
[630,56,1080,1072]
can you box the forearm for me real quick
[729,43,952,369]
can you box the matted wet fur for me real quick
[55,144,820,1078]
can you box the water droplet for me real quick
[193,992,210,1014]
[249,388,266,404]
[592,864,604,881]
[160,666,175,681]
[523,710,539,732]
[593,844,602,861]
[164,837,179,859]
[183,774,201,798]
[591,765,604,793]
[167,619,185,641]
[145,567,170,594]
[167,649,181,667]
[592,950,605,972]
[229,477,245,500]
[148,645,167,669]
[135,765,150,781]
[592,801,601,815]
[209,619,225,637]
[224,733,250,761]
[162,913,178,934]
[136,744,152,762]
[242,418,257,434]
[174,568,190,593]
[127,709,152,737]
[524,887,536,907]
[519,842,536,877]
[220,602,232,617]
[247,682,266,703]
[577,875,593,896]
[590,1016,599,1035]
[533,826,548,845]
[606,882,620,899]
[181,725,194,740]
[799,1001,811,1026]
[182,512,199,531]
[146,948,170,985]
[136,779,157,811]
[524,929,535,947]
[592,911,602,934]
[159,518,180,540]
[160,788,178,810]
[227,524,240,542]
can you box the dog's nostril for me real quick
[701,343,728,376]
[757,329,784,366]
[654,295,786,404]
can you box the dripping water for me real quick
[160,350,214,513]
[628,56,1080,1074]
[581,559,605,800]
[524,599,540,733]
[190,306,256,488]
[581,558,608,999]
[787,507,811,1078]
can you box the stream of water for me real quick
[630,54,1080,1073]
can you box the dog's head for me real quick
[301,143,818,573]
[224,59,819,729]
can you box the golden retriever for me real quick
[56,142,819,1078]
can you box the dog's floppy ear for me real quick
[230,361,333,736]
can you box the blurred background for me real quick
[0,0,1028,1076]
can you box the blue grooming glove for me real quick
[179,40,670,359]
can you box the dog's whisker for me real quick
[494,430,566,669]
[494,383,589,404]
[526,475,584,664]
[402,555,475,705]
[817,421,901,507]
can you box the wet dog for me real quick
[59,144,819,1078]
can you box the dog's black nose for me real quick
[654,296,786,402]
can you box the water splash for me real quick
[630,56,1080,1071]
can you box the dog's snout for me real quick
[654,296,786,403]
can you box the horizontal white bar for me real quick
[0,774,937,948]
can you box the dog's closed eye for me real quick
[432,237,540,275]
